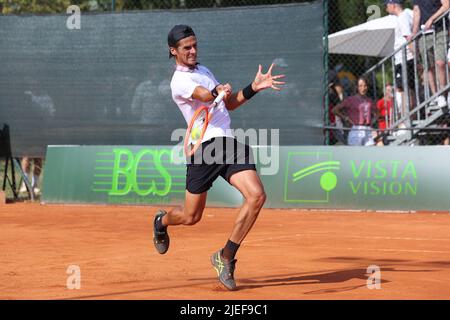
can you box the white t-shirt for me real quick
[394,9,414,65]
[170,64,233,144]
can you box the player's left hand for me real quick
[252,63,286,92]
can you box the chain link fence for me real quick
[2,0,449,146]
[327,0,450,146]
[0,0,316,201]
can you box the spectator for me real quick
[19,157,42,195]
[334,82,346,102]
[376,83,394,131]
[335,64,357,97]
[375,84,395,145]
[333,77,380,146]
[385,0,415,115]
[19,79,55,196]
[443,124,449,145]
[329,82,347,144]
[411,0,450,108]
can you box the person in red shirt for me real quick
[376,83,394,130]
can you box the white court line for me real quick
[349,236,450,242]
[339,247,450,254]
[242,234,450,254]
[295,246,450,254]
[244,234,304,243]
[5,234,450,274]
[244,233,450,243]
[244,243,450,254]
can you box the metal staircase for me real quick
[363,9,450,146]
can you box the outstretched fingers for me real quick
[268,63,275,75]
[271,75,286,90]
[272,74,286,80]
[271,84,282,91]
[272,80,286,86]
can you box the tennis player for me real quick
[153,25,285,291]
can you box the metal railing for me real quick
[362,8,450,145]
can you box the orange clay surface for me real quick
[1,203,450,300]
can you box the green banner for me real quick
[42,146,243,207]
[42,146,450,211]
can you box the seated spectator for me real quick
[19,157,42,195]
[333,77,380,146]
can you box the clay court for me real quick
[1,203,450,300]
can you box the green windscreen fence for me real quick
[0,2,324,157]
[43,145,450,211]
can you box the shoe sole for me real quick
[153,235,169,254]
[153,211,169,254]
[210,254,237,291]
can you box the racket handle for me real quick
[209,90,226,118]
[213,90,226,104]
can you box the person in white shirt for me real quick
[385,0,415,116]
[152,25,285,291]
[411,0,450,108]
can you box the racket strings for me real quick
[193,109,207,128]
[190,108,208,143]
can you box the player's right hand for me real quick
[216,83,232,100]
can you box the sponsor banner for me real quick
[43,146,450,211]
[42,146,244,207]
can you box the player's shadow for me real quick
[319,256,450,269]
[237,267,433,292]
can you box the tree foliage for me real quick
[330,0,414,33]
[329,0,415,96]
[0,0,312,13]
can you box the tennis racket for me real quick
[184,91,226,157]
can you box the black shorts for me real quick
[395,60,415,90]
[186,137,257,194]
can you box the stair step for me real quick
[427,104,443,111]
[386,134,408,141]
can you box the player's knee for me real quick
[183,214,201,226]
[259,191,267,208]
[247,190,266,210]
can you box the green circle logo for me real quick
[320,171,337,192]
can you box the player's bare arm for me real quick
[192,84,232,103]
[225,63,286,111]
